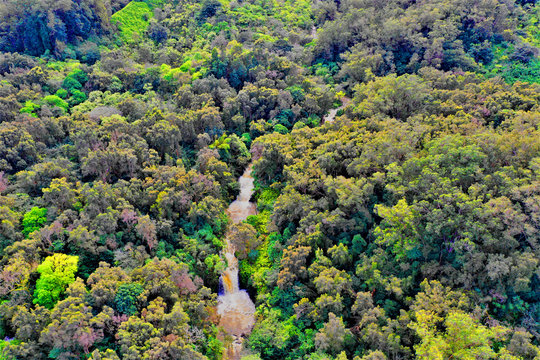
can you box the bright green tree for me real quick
[33,254,79,309]
[21,206,47,237]
[42,95,69,112]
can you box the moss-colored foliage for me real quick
[374,199,418,260]
[111,1,153,43]
[33,254,78,309]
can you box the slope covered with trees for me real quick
[0,0,538,359]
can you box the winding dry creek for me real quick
[218,165,257,359]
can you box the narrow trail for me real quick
[218,165,257,360]
[323,96,351,124]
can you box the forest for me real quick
[0,0,539,359]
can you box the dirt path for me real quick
[323,96,351,123]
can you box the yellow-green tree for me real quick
[33,254,79,309]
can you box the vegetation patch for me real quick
[111,1,153,43]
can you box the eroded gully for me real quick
[218,164,257,359]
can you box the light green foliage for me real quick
[485,5,540,83]
[144,0,164,7]
[407,281,528,359]
[21,206,47,237]
[19,101,40,117]
[112,2,153,43]
[42,95,69,112]
[160,53,209,84]
[257,187,280,212]
[209,134,231,150]
[248,309,295,358]
[272,0,312,29]
[240,234,272,292]
[246,212,269,234]
[160,64,184,82]
[33,254,79,309]
[228,0,312,30]
[410,311,511,359]
[204,254,226,274]
[55,88,68,99]
[373,199,418,260]
[273,124,289,134]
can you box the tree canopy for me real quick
[0,0,538,359]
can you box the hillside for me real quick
[0,0,539,359]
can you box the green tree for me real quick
[62,76,83,92]
[314,313,353,355]
[42,95,69,112]
[33,254,79,309]
[410,311,515,360]
[373,199,419,260]
[21,207,47,237]
[69,90,87,106]
[114,283,144,315]
[248,310,292,359]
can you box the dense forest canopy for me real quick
[0,0,539,359]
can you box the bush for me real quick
[199,0,222,22]
[68,68,88,84]
[148,22,168,44]
[76,41,101,65]
[305,115,320,127]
